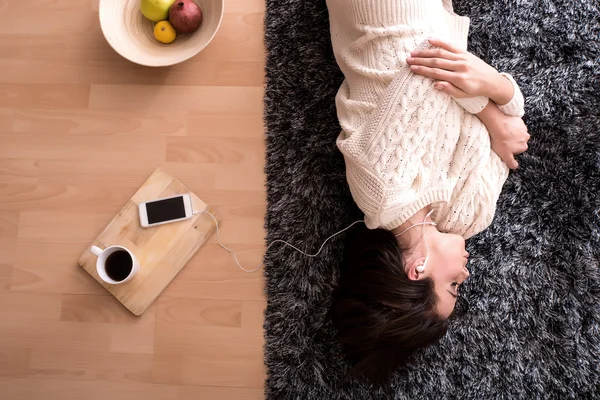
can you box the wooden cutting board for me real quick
[78,168,219,316]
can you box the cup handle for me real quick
[90,245,104,257]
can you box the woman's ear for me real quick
[404,257,427,280]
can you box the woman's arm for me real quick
[407,38,501,99]
[407,38,525,117]
[486,73,515,106]
[407,38,529,168]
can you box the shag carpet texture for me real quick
[263,0,600,398]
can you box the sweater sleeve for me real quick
[454,96,490,114]
[451,154,508,239]
[434,113,510,239]
[447,72,525,117]
[496,72,525,117]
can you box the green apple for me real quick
[140,0,176,22]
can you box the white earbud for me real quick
[397,210,435,276]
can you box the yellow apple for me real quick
[140,0,176,22]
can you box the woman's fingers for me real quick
[409,65,458,83]
[434,81,468,98]
[427,38,463,54]
[504,143,529,169]
[410,48,461,61]
[504,153,519,170]
[407,56,460,71]
[515,142,528,154]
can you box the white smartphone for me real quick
[138,194,194,228]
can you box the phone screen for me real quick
[146,196,186,224]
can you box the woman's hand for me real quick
[476,102,530,169]
[407,38,514,104]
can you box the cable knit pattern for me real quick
[327,0,525,238]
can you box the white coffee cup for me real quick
[90,245,140,284]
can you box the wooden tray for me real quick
[78,168,219,316]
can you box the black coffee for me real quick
[105,250,133,282]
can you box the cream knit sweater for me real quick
[327,0,525,238]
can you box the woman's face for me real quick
[424,231,470,318]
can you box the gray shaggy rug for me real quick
[263,0,600,398]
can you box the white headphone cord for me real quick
[194,209,365,273]
[394,210,436,236]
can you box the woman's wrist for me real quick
[476,100,498,118]
[484,73,515,106]
[475,101,502,132]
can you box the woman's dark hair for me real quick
[330,224,449,384]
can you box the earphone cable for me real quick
[194,209,364,273]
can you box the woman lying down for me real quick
[326,0,530,383]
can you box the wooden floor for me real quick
[0,0,267,398]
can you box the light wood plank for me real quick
[0,347,31,378]
[200,13,265,61]
[0,0,267,395]
[166,137,265,165]
[0,211,18,237]
[0,84,90,109]
[60,294,157,325]
[89,85,263,114]
[0,182,266,216]
[0,160,216,190]
[0,28,110,63]
[11,241,106,294]
[241,301,266,330]
[163,277,265,302]
[0,108,188,136]
[0,58,265,87]
[40,161,216,189]
[152,351,266,388]
[17,212,113,242]
[214,165,266,191]
[0,320,112,351]
[152,314,265,387]
[225,0,266,12]
[0,378,264,400]
[0,233,15,291]
[29,349,154,383]
[0,238,16,267]
[0,265,12,292]
[157,297,243,328]
[186,115,265,138]
[0,184,137,212]
[0,292,62,321]
[0,134,165,162]
[0,159,40,184]
[109,323,156,355]
[174,243,266,279]
[0,0,95,34]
